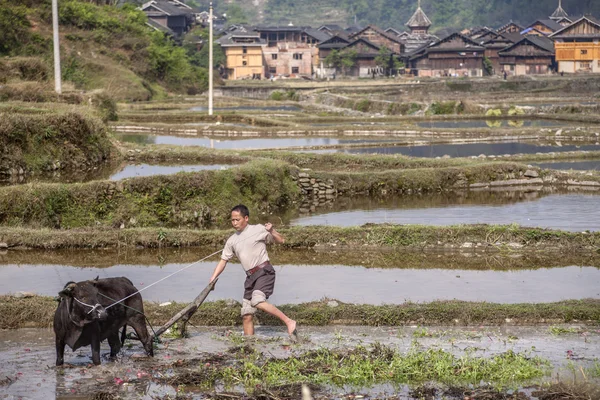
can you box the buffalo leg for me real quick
[90,329,101,365]
[129,314,153,357]
[107,330,122,359]
[55,336,65,366]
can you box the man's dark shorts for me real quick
[241,264,276,316]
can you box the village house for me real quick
[216,33,266,80]
[498,35,555,75]
[473,29,522,75]
[344,37,385,77]
[497,21,524,35]
[140,0,195,36]
[349,25,404,54]
[549,15,600,74]
[522,19,563,36]
[408,32,485,77]
[254,26,329,77]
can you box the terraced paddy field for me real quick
[2,76,600,399]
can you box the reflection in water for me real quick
[0,263,597,304]
[109,164,232,180]
[327,142,600,157]
[531,160,600,171]
[114,133,395,149]
[416,119,566,129]
[291,194,600,232]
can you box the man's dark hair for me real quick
[231,204,249,217]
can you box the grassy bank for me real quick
[2,296,599,329]
[0,159,299,229]
[3,247,598,269]
[0,110,116,176]
[1,224,598,252]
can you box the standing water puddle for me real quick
[290,193,600,232]
[114,133,397,149]
[312,141,600,157]
[0,262,598,304]
[416,119,568,129]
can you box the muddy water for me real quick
[0,325,597,399]
[415,119,567,129]
[322,142,600,157]
[1,260,598,304]
[531,160,600,171]
[114,133,395,149]
[291,193,600,232]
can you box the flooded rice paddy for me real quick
[319,141,600,157]
[415,119,567,129]
[290,192,600,232]
[189,105,302,112]
[114,133,397,149]
[531,160,600,171]
[108,163,232,180]
[1,257,599,304]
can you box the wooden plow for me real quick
[150,279,218,340]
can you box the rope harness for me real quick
[73,297,103,316]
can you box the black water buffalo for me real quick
[54,276,154,366]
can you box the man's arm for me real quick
[209,259,228,283]
[265,222,285,244]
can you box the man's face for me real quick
[231,211,249,232]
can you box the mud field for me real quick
[1,325,599,399]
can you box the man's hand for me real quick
[265,222,273,232]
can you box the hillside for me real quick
[0,0,211,101]
[195,0,599,33]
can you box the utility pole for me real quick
[52,0,62,94]
[208,1,214,116]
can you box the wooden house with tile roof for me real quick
[498,35,555,75]
[408,32,485,77]
[549,16,600,73]
[497,21,524,35]
[349,25,404,54]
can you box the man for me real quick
[209,204,298,341]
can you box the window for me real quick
[269,67,276,74]
[580,49,588,55]
[242,61,247,66]
[293,53,303,60]
[580,61,591,70]
[271,54,278,60]
[242,46,247,54]
[292,67,299,74]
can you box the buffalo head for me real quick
[58,277,108,326]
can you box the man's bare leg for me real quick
[242,314,254,336]
[256,302,296,335]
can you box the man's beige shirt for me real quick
[221,224,273,271]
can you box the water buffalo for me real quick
[54,276,154,366]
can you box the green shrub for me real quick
[270,90,284,101]
[485,108,502,117]
[508,106,525,116]
[355,99,371,112]
[92,92,118,122]
[429,101,456,115]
